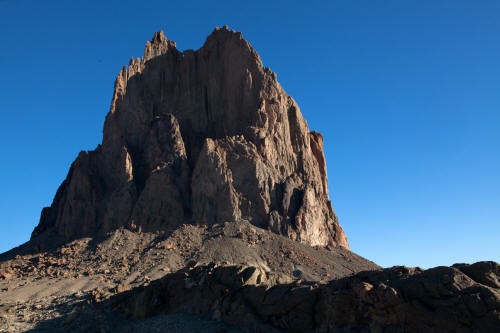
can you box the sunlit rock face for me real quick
[32,27,349,249]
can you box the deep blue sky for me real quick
[0,1,498,268]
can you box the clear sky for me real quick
[0,1,498,268]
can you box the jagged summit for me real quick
[144,30,175,61]
[151,30,168,44]
[30,28,348,250]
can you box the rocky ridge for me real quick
[117,261,500,332]
[30,27,347,251]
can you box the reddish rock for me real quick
[31,27,348,249]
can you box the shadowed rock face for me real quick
[115,261,500,333]
[32,27,348,249]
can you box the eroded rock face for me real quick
[32,27,348,249]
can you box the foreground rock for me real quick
[114,261,500,332]
[2,252,497,332]
[30,27,347,251]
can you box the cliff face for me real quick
[32,27,348,249]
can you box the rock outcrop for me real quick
[31,27,348,249]
[116,261,500,332]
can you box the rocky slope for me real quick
[30,26,347,251]
[1,245,498,332]
[0,221,377,332]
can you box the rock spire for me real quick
[31,27,349,249]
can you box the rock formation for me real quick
[31,27,348,249]
[115,261,500,333]
[2,27,499,333]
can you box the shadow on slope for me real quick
[26,261,500,333]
